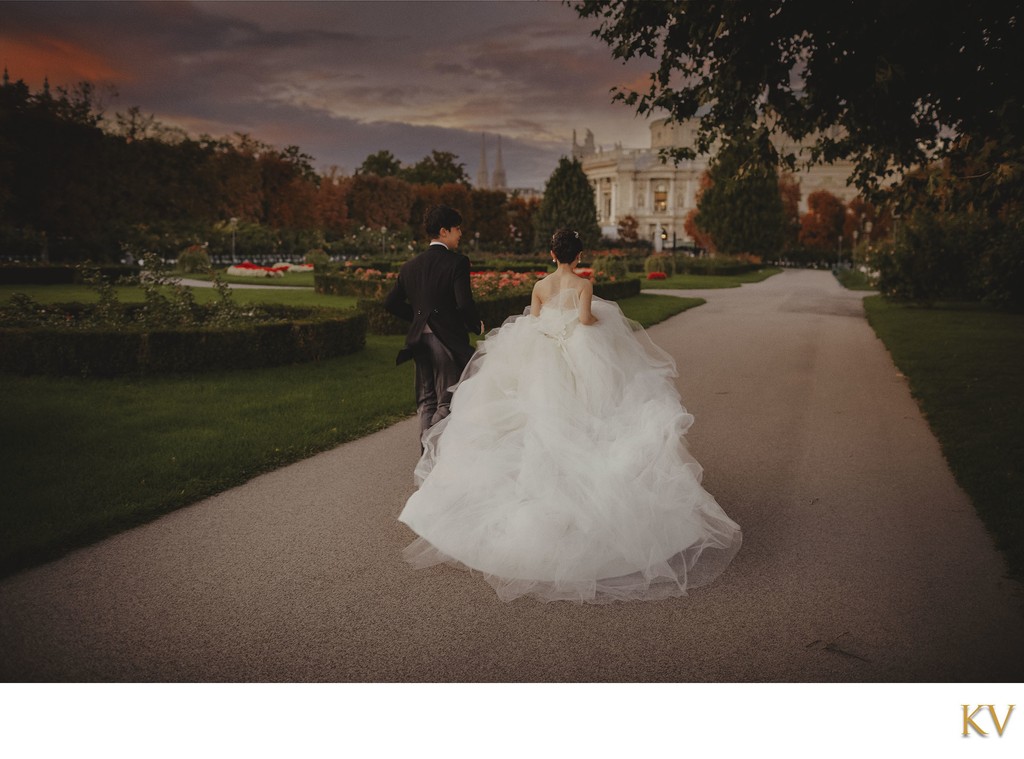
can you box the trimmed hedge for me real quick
[675,259,761,276]
[315,273,395,298]
[0,264,140,285]
[594,278,641,300]
[357,278,641,336]
[0,304,367,377]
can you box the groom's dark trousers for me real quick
[384,243,482,439]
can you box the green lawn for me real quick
[864,297,1024,581]
[835,268,877,291]
[640,267,782,290]
[0,289,701,576]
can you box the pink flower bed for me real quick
[470,270,547,297]
[225,261,314,278]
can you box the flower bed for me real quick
[225,261,314,278]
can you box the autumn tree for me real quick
[315,168,350,239]
[534,157,601,251]
[616,214,639,243]
[468,189,511,251]
[347,173,416,231]
[798,190,846,256]
[683,209,713,252]
[506,194,540,254]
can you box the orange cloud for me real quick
[0,34,129,87]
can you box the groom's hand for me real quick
[479,320,486,335]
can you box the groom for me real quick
[384,204,484,443]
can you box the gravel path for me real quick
[1,269,1020,682]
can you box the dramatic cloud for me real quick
[0,0,659,188]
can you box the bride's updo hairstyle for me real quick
[551,228,583,264]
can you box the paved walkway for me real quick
[1,270,1021,682]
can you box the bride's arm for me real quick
[579,280,598,325]
[530,282,542,316]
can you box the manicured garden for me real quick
[864,297,1024,581]
[0,284,701,577]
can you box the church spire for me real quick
[476,133,490,189]
[492,134,507,191]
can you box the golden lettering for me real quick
[963,705,987,736]
[988,705,1014,737]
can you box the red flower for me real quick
[647,271,668,280]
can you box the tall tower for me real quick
[492,135,507,191]
[476,133,489,189]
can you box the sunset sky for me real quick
[1,0,661,189]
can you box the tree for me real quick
[616,214,639,243]
[694,139,785,258]
[403,150,470,186]
[346,173,415,231]
[798,190,846,256]
[357,150,402,177]
[534,157,601,251]
[506,194,540,254]
[778,173,802,251]
[575,0,1024,204]
[315,168,351,239]
[683,209,713,251]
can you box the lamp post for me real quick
[837,234,843,269]
[229,217,238,262]
[381,226,387,257]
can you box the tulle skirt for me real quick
[398,294,741,603]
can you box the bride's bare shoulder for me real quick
[533,274,554,299]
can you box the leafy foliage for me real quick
[534,157,601,250]
[694,138,784,257]
[798,190,846,256]
[575,0,1024,204]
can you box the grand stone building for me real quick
[574,119,860,250]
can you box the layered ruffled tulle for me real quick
[398,289,741,603]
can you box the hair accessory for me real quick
[573,231,580,238]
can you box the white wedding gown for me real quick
[398,289,742,603]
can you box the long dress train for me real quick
[398,289,742,603]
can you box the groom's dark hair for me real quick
[424,205,463,237]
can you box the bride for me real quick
[398,228,742,603]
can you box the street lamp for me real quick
[229,217,238,262]
[381,226,387,257]
[837,234,843,269]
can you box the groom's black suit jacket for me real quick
[383,243,482,367]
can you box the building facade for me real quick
[574,119,860,250]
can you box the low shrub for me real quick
[356,279,639,336]
[305,249,331,270]
[176,245,211,274]
[315,272,397,298]
[675,255,762,276]
[591,254,629,282]
[643,253,676,277]
[594,278,641,300]
[0,304,367,377]
[0,264,139,285]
